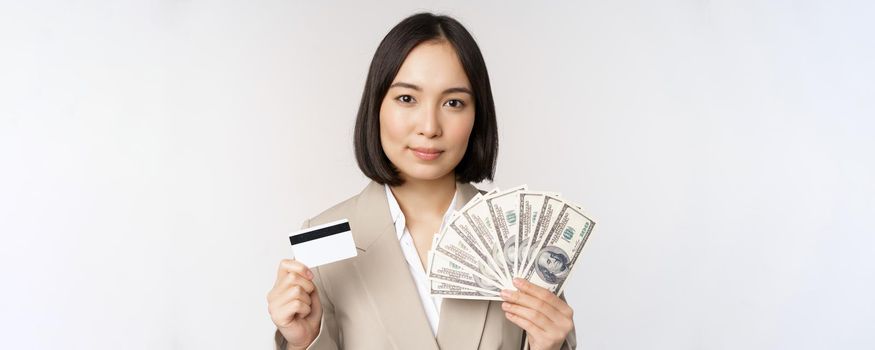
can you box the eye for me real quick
[444,99,465,108]
[396,95,415,104]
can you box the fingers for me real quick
[501,288,563,324]
[267,282,315,328]
[271,299,313,327]
[268,272,315,305]
[503,305,546,335]
[503,300,572,350]
[511,278,573,318]
[278,270,316,294]
[274,284,312,307]
[276,259,314,281]
[267,259,317,314]
[267,259,325,342]
[271,259,316,295]
[502,300,551,331]
[308,287,323,320]
[501,278,575,348]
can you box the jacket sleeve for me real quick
[274,220,340,350]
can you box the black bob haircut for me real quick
[353,12,498,186]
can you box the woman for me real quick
[267,13,577,350]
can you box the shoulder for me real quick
[300,180,389,229]
[301,193,361,229]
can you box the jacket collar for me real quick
[351,180,480,251]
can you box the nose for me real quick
[416,104,442,138]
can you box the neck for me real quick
[389,173,457,218]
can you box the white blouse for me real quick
[384,184,459,336]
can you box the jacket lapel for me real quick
[436,299,491,349]
[350,181,439,350]
[350,181,490,350]
[436,182,491,349]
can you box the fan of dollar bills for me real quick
[427,185,595,300]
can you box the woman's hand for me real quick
[501,278,574,350]
[267,259,323,350]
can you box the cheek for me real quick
[379,104,409,147]
[445,113,476,149]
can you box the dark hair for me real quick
[354,12,498,186]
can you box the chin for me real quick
[399,165,455,182]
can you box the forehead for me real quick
[392,40,471,90]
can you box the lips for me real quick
[410,147,443,161]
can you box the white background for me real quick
[2,1,873,349]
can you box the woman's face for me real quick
[379,40,475,183]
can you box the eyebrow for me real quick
[389,82,473,96]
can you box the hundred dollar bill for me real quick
[430,280,502,300]
[428,251,504,291]
[447,188,500,222]
[523,195,572,275]
[445,194,509,285]
[522,203,594,294]
[484,185,528,277]
[433,227,506,288]
[517,192,552,278]
[462,195,513,283]
[432,249,504,288]
[520,194,565,277]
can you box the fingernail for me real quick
[500,289,512,299]
[513,278,523,286]
[501,302,510,310]
[306,270,314,279]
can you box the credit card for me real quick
[288,218,357,268]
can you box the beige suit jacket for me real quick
[275,181,577,350]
